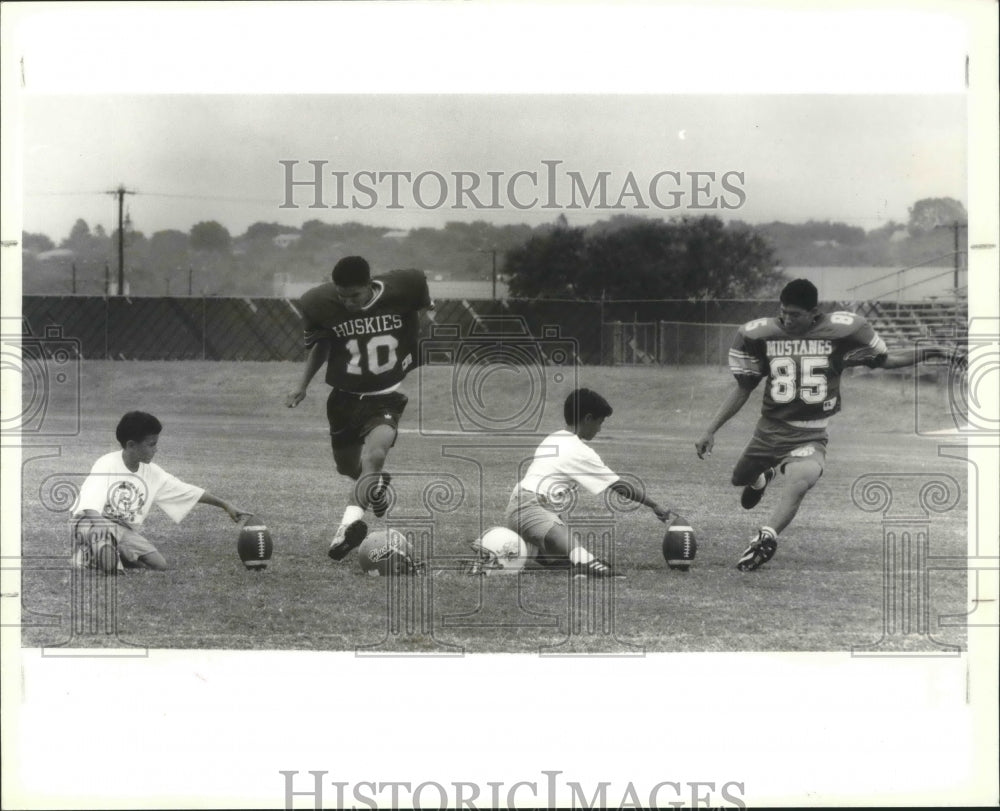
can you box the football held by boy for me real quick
[286,256,432,561]
[695,278,960,571]
[71,411,252,572]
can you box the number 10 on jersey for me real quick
[346,335,399,376]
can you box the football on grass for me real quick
[662,518,696,571]
[359,529,419,576]
[238,523,273,570]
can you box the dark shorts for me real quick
[326,389,408,450]
[732,415,829,486]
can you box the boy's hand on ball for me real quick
[654,505,675,523]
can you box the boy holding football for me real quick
[286,256,433,561]
[695,278,960,571]
[505,388,676,577]
[71,411,252,572]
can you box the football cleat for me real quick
[735,531,778,571]
[369,472,393,518]
[571,558,625,579]
[740,467,776,510]
[327,519,368,561]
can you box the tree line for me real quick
[21,197,967,299]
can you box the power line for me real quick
[27,189,275,204]
[141,192,276,204]
[26,191,110,197]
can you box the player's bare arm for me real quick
[286,340,328,407]
[876,345,955,370]
[198,492,253,523]
[695,381,755,458]
[608,480,675,522]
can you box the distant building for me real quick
[37,249,76,262]
[272,233,301,249]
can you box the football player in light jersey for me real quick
[506,388,676,577]
[695,278,958,571]
[286,256,433,561]
[72,411,252,572]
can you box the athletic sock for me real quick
[759,526,777,541]
[568,546,595,565]
[340,505,365,526]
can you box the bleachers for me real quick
[853,298,968,348]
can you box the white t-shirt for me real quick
[72,451,205,528]
[517,429,620,509]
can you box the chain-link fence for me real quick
[25,295,958,367]
[20,297,309,361]
[603,321,742,366]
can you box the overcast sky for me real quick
[10,2,977,243]
[23,93,966,240]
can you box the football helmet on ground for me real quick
[465,526,535,575]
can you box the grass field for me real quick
[17,360,969,653]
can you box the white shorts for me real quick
[71,518,158,568]
[503,487,565,550]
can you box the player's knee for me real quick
[95,544,119,575]
[541,524,571,557]
[140,552,169,571]
[362,446,388,472]
[363,425,397,462]
[785,464,822,495]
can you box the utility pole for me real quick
[935,220,968,291]
[106,185,136,295]
[478,248,498,300]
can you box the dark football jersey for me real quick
[728,311,888,421]
[298,269,431,392]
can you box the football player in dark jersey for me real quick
[286,256,432,560]
[695,278,959,571]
